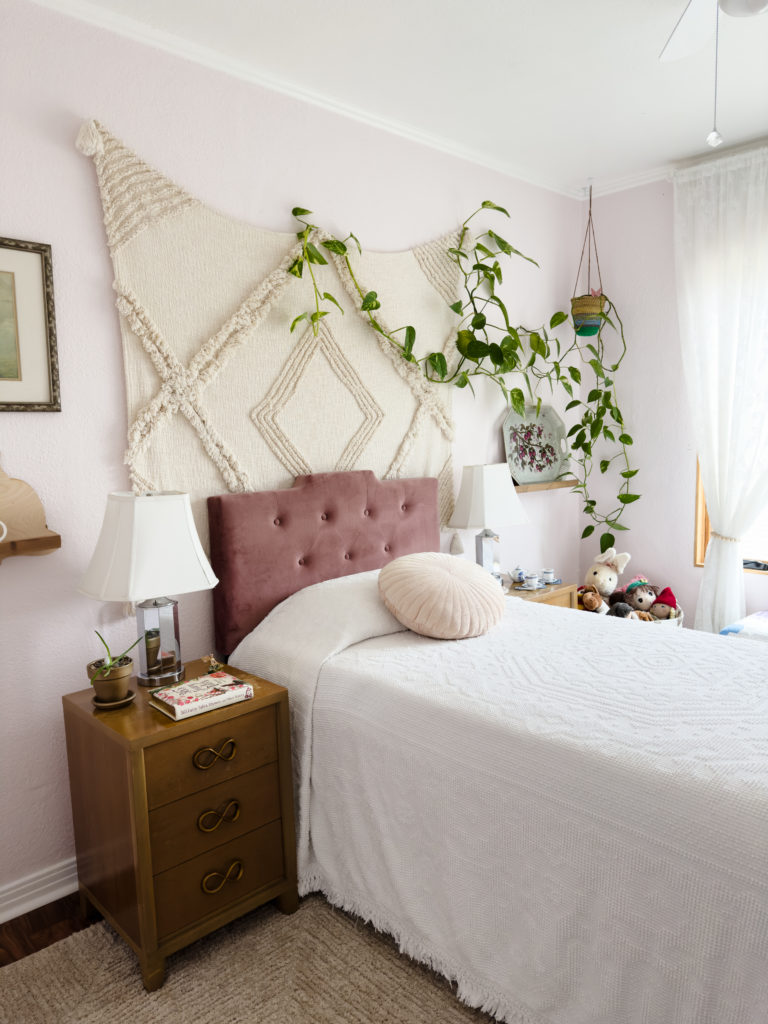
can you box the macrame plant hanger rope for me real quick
[571,186,605,336]
[572,185,603,299]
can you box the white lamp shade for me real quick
[78,491,218,602]
[449,464,528,529]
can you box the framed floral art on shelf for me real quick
[503,404,570,485]
[0,237,60,412]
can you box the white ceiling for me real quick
[34,0,768,196]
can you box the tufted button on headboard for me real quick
[207,470,440,656]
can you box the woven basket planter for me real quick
[571,294,605,336]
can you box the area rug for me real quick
[0,895,491,1024]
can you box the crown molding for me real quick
[28,0,587,198]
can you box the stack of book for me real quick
[149,672,254,720]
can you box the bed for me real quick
[207,470,768,1024]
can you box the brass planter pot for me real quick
[87,658,134,702]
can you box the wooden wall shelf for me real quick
[0,462,61,563]
[514,478,577,493]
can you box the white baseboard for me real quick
[0,858,78,925]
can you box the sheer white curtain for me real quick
[674,146,768,633]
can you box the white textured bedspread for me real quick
[232,571,768,1024]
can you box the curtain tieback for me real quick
[711,530,740,543]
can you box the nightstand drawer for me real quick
[149,762,281,874]
[145,705,277,809]
[154,819,285,939]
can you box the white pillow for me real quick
[378,552,504,639]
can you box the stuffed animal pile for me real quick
[578,551,681,623]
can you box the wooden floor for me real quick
[0,893,96,966]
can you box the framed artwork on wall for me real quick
[0,237,60,411]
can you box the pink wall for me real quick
[586,181,768,618]
[0,0,581,910]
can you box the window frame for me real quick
[694,462,768,572]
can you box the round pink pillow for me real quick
[378,552,504,640]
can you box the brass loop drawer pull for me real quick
[192,738,237,770]
[201,859,243,894]
[197,799,241,833]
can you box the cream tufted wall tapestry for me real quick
[77,120,459,540]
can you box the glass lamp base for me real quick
[136,597,183,687]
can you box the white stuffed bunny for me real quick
[580,547,631,613]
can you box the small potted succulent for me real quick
[87,631,142,702]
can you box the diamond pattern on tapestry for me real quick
[252,320,384,478]
[77,120,460,536]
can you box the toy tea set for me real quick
[510,566,561,590]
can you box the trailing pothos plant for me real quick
[286,202,638,554]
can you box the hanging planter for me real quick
[571,291,606,336]
[571,188,606,336]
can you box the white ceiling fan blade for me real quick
[719,0,768,15]
[659,0,714,61]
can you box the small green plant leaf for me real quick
[600,532,615,553]
[310,310,329,324]
[481,200,510,216]
[322,239,348,255]
[621,469,639,479]
[471,312,487,330]
[449,300,463,314]
[454,371,469,389]
[403,325,416,358]
[466,338,490,360]
[305,242,328,265]
[489,343,504,367]
[291,206,313,217]
[549,311,568,329]
[599,459,610,473]
[322,291,344,314]
[565,399,581,411]
[509,388,526,415]
[581,524,595,539]
[290,312,308,333]
[568,366,582,384]
[361,291,381,311]
[288,258,304,279]
[618,493,641,504]
[618,433,633,445]
[428,351,448,379]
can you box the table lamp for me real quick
[449,464,528,572]
[79,491,218,685]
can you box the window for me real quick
[694,463,768,570]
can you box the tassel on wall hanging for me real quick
[571,186,606,337]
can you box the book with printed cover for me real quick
[149,672,253,720]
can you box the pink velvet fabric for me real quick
[207,470,440,656]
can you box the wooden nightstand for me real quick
[61,659,298,991]
[506,581,578,608]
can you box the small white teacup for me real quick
[524,572,539,588]
[540,568,556,583]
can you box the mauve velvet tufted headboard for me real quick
[207,470,440,656]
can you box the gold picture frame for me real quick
[0,237,60,411]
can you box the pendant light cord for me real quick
[713,1,720,132]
